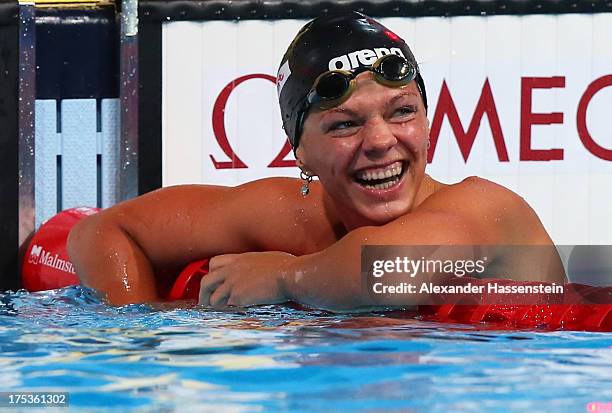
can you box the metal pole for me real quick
[118,0,139,201]
[18,2,36,248]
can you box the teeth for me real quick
[364,176,401,190]
[356,162,403,182]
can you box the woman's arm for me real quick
[67,179,341,304]
[281,211,485,310]
[200,210,484,311]
[199,179,565,311]
[67,212,160,304]
[278,183,568,310]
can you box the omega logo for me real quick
[210,74,296,169]
[209,73,612,169]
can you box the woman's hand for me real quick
[199,251,296,308]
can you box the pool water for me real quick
[1,287,611,412]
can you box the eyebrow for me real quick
[387,91,419,107]
[321,90,420,121]
[321,107,359,119]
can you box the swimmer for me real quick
[67,12,566,308]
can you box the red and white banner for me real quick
[161,15,612,244]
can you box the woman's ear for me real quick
[295,146,307,170]
[294,136,317,176]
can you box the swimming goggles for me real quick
[294,54,419,145]
[306,54,417,111]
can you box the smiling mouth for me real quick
[353,161,407,190]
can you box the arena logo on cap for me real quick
[28,244,76,274]
[328,47,405,71]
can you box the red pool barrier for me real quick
[416,280,612,331]
[22,207,100,291]
[167,259,209,300]
[168,260,612,331]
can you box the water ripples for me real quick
[0,286,610,412]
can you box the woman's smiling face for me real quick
[296,73,430,230]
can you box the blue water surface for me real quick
[0,286,610,412]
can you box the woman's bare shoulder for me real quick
[423,176,528,209]
[418,176,552,244]
[119,177,314,211]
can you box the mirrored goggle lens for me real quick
[314,72,352,100]
[377,54,416,81]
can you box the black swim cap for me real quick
[277,12,427,149]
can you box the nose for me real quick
[361,117,397,156]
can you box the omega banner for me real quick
[161,14,612,244]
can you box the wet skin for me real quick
[296,74,431,230]
[67,73,566,309]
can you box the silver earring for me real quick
[300,171,313,196]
